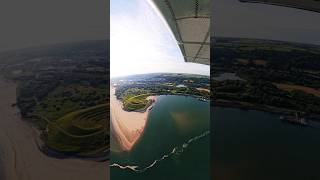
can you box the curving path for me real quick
[0,78,108,180]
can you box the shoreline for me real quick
[213,100,320,121]
[110,86,156,152]
[26,114,109,162]
[36,130,109,162]
[0,77,107,180]
[19,112,109,162]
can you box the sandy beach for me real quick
[0,78,108,180]
[110,86,156,151]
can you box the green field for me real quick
[0,40,109,158]
[34,84,107,122]
[123,94,154,111]
[113,74,210,112]
[31,84,108,156]
[212,37,320,117]
[45,104,108,156]
[120,88,154,111]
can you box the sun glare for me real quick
[110,0,209,78]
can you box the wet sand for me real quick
[110,87,156,151]
[0,78,108,180]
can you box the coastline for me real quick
[34,127,109,162]
[110,86,156,151]
[26,113,109,161]
[0,77,107,180]
[213,100,320,121]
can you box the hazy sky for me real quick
[110,0,209,77]
[213,0,320,45]
[0,0,108,52]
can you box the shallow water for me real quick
[111,95,210,180]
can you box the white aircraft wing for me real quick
[152,0,211,65]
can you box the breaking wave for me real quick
[110,130,210,173]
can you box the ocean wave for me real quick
[110,130,210,173]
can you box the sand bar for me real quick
[110,86,156,151]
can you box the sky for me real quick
[110,0,210,78]
[0,0,108,52]
[213,0,320,45]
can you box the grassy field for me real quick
[196,88,210,93]
[120,88,154,111]
[33,84,107,126]
[123,94,153,111]
[45,104,108,156]
[32,83,108,156]
[0,40,109,158]
[213,37,320,117]
[274,83,320,97]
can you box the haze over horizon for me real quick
[0,0,108,52]
[110,0,210,78]
[213,0,320,45]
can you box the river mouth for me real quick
[111,95,210,180]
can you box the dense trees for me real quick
[114,74,210,111]
[212,37,320,118]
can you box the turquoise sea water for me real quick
[111,95,210,180]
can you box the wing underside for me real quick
[152,0,211,65]
[240,0,320,13]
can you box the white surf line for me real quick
[110,130,210,173]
